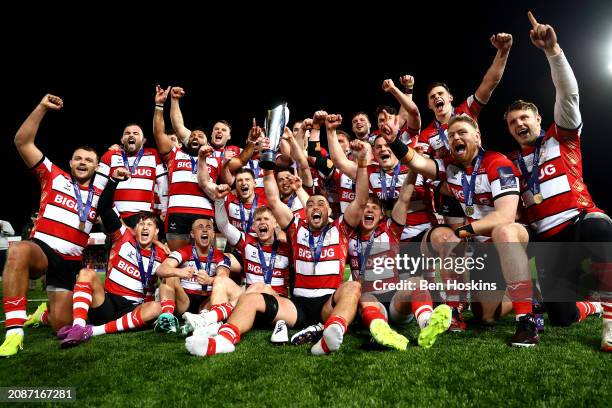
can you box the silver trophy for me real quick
[260,103,289,170]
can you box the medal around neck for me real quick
[260,103,289,170]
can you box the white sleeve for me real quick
[1,221,15,236]
[214,199,241,246]
[548,50,581,129]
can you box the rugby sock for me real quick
[161,299,175,315]
[576,301,598,322]
[441,270,461,308]
[186,322,240,357]
[72,282,93,327]
[591,262,612,325]
[40,309,49,325]
[208,302,234,324]
[93,309,144,336]
[506,279,533,320]
[411,288,434,329]
[361,306,386,329]
[311,315,347,355]
[4,296,27,336]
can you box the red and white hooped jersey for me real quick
[224,190,268,236]
[419,95,483,159]
[164,147,221,218]
[366,164,431,241]
[287,217,353,298]
[234,233,291,297]
[30,157,102,260]
[212,145,241,159]
[282,193,307,224]
[435,151,521,228]
[105,226,167,303]
[348,219,403,294]
[95,148,167,219]
[168,244,231,296]
[507,124,601,238]
[331,169,355,213]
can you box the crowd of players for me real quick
[1,13,611,358]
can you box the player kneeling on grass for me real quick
[350,172,451,351]
[185,134,369,357]
[58,168,168,347]
[381,113,539,347]
[154,217,232,334]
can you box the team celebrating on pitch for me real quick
[1,13,610,358]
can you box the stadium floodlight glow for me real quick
[609,62,612,74]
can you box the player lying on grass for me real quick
[184,133,370,356]
[57,167,167,348]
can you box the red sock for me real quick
[361,306,386,329]
[507,280,533,317]
[411,287,434,321]
[218,323,241,344]
[576,301,597,322]
[161,299,175,315]
[210,303,234,323]
[72,282,93,326]
[603,303,612,322]
[102,308,144,334]
[40,309,49,325]
[4,296,27,329]
[441,270,460,308]
[324,315,347,334]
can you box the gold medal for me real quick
[465,206,474,216]
[533,193,543,204]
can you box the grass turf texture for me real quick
[1,280,611,407]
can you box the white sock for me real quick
[92,325,106,336]
[311,323,344,355]
[74,318,87,327]
[417,311,432,329]
[186,334,235,356]
[6,328,24,336]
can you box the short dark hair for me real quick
[504,100,539,120]
[73,146,99,163]
[337,130,353,141]
[275,166,293,176]
[425,82,451,97]
[375,105,397,117]
[214,120,232,132]
[351,111,370,122]
[236,167,256,179]
[191,126,207,135]
[136,211,161,229]
[367,195,383,209]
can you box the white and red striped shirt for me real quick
[105,226,167,303]
[212,145,241,159]
[419,95,483,159]
[435,151,521,226]
[507,124,602,238]
[95,148,167,219]
[164,147,221,218]
[331,169,355,213]
[366,164,431,241]
[168,244,231,296]
[30,157,102,260]
[287,218,353,298]
[348,219,403,294]
[234,234,291,297]
[224,191,268,236]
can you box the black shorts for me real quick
[30,238,82,291]
[89,292,138,326]
[186,293,207,314]
[166,213,206,235]
[291,294,333,329]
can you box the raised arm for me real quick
[214,199,242,246]
[289,174,311,208]
[343,140,371,228]
[474,33,513,105]
[379,113,438,180]
[382,77,421,131]
[305,118,335,178]
[263,168,294,230]
[392,171,417,225]
[325,114,357,180]
[283,127,313,188]
[15,94,63,168]
[169,87,191,145]
[527,11,580,129]
[220,119,259,185]
[152,85,174,155]
[98,168,131,234]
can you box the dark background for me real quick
[2,1,611,234]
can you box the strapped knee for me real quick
[255,293,279,324]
